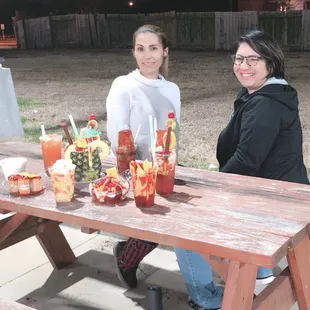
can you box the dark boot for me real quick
[113,238,158,288]
[188,299,221,310]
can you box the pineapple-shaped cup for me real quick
[64,139,110,182]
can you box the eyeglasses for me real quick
[231,55,262,67]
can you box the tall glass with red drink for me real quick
[40,134,62,174]
[155,151,176,195]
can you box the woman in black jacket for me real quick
[174,30,309,310]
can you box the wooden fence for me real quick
[15,10,310,51]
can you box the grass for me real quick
[18,97,45,143]
[17,97,43,107]
[23,126,42,143]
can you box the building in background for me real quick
[239,0,308,11]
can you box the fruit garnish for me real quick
[163,131,176,151]
[87,120,98,130]
[106,167,119,180]
[129,160,156,197]
[63,144,76,163]
[168,110,175,118]
[76,138,88,150]
[165,119,176,131]
[89,140,110,161]
[137,164,146,176]
[143,159,152,173]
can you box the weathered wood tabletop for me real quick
[0,141,310,310]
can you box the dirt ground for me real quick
[2,49,310,168]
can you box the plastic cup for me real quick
[155,151,176,195]
[116,146,136,174]
[0,157,27,180]
[49,161,76,203]
[131,162,157,208]
[40,134,62,174]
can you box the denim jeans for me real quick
[174,248,273,309]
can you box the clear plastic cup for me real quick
[49,160,76,203]
[40,134,62,174]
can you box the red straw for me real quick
[60,122,73,145]
[164,126,172,160]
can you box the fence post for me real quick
[21,19,28,49]
[48,15,55,48]
[88,13,94,47]
[105,14,112,48]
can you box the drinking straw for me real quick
[164,126,172,161]
[60,121,73,144]
[153,117,157,152]
[41,124,46,137]
[148,115,155,161]
[134,124,141,144]
[68,114,79,139]
[88,143,93,168]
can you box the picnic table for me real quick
[0,141,310,310]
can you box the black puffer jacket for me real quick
[216,81,309,184]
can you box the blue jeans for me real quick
[174,248,273,309]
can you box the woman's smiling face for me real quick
[133,32,168,79]
[233,42,269,93]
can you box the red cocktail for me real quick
[40,134,62,173]
[155,151,176,195]
[116,130,135,174]
[130,160,157,207]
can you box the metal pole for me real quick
[147,286,163,310]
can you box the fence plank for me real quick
[144,11,177,48]
[259,11,302,49]
[51,14,78,48]
[97,14,111,48]
[302,10,310,51]
[23,17,52,49]
[16,20,26,49]
[107,14,143,48]
[215,11,258,51]
[177,12,215,50]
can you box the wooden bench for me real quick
[0,300,35,309]
[0,141,310,310]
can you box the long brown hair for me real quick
[132,24,169,78]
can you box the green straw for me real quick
[68,114,79,139]
[148,115,155,161]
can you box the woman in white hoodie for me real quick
[106,25,181,289]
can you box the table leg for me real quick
[222,261,257,310]
[0,208,10,214]
[287,234,310,310]
[36,222,76,269]
[201,254,228,281]
[252,267,296,310]
[0,213,28,243]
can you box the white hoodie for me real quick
[106,69,181,161]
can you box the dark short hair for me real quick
[231,30,285,79]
